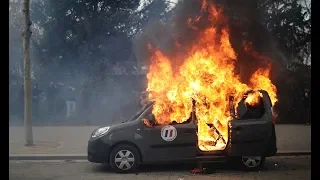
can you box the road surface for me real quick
[9,155,310,180]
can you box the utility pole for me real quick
[23,0,33,146]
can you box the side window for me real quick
[170,115,193,125]
[141,105,156,127]
[141,105,193,127]
[236,94,265,119]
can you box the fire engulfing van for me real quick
[87,90,277,172]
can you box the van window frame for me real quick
[233,91,267,120]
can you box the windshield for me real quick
[125,101,154,122]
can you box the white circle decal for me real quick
[161,125,177,141]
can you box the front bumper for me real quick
[87,138,111,163]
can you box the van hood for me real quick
[105,120,135,129]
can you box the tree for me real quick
[39,1,138,61]
[23,0,33,146]
[131,0,178,67]
[10,0,44,81]
[258,0,310,64]
[30,0,141,80]
[10,0,24,77]
[124,0,172,37]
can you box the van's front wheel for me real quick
[109,144,141,173]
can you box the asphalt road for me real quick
[9,156,310,180]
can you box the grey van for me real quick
[87,90,277,172]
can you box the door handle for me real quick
[232,126,243,131]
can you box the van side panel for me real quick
[229,90,274,157]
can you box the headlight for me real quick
[91,126,110,138]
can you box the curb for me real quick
[276,150,311,156]
[9,151,311,161]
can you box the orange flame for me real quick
[249,65,278,106]
[244,91,263,106]
[145,0,277,151]
[143,119,153,127]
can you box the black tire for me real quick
[237,156,266,171]
[109,144,141,173]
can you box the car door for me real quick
[228,91,273,156]
[144,122,197,162]
[141,106,197,163]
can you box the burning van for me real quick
[88,0,278,173]
[87,89,277,172]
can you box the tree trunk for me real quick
[23,0,33,146]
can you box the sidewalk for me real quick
[9,124,311,158]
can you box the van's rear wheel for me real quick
[109,144,140,173]
[239,156,265,171]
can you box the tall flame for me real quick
[145,0,277,151]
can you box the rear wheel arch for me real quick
[109,141,143,163]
